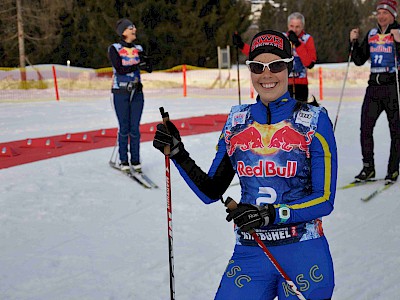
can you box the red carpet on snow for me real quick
[0,114,228,169]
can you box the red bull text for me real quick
[237,160,297,178]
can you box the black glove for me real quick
[226,203,275,232]
[288,30,301,47]
[153,121,185,158]
[139,55,153,73]
[232,32,244,50]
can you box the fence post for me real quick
[182,64,187,97]
[52,65,60,101]
[67,60,71,91]
[318,66,323,101]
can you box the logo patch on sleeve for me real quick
[232,112,247,126]
[295,110,313,127]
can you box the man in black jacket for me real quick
[350,0,400,183]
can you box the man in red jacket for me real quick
[233,12,317,102]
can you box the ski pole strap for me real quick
[159,107,171,156]
[223,197,306,300]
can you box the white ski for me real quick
[109,162,158,189]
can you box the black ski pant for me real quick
[360,84,400,174]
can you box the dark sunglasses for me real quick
[246,58,293,74]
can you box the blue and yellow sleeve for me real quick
[273,110,337,224]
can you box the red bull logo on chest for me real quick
[268,125,314,158]
[226,127,264,156]
[369,34,394,53]
[369,33,393,45]
[119,47,140,66]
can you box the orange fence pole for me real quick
[182,64,187,97]
[250,81,254,99]
[52,65,60,101]
[319,66,323,101]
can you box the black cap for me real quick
[249,30,292,61]
[116,19,133,37]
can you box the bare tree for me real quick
[16,0,26,80]
[0,0,66,74]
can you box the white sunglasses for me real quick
[246,57,293,74]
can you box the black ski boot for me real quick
[385,170,399,183]
[355,163,375,181]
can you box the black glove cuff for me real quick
[170,137,182,157]
[259,205,276,226]
[172,147,189,164]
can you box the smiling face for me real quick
[250,53,289,105]
[376,9,395,28]
[123,25,137,43]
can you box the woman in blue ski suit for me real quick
[108,18,152,171]
[153,30,337,300]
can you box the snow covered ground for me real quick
[0,86,399,299]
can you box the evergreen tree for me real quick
[303,0,331,63]
[258,1,282,32]
[304,0,360,62]
[258,0,362,63]
[0,0,380,68]
[126,0,251,69]
[49,0,118,67]
[357,0,377,36]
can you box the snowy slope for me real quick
[0,93,399,300]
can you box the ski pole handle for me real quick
[159,107,171,156]
[225,196,254,234]
[224,196,238,210]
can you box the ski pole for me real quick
[159,107,176,300]
[334,41,354,132]
[235,32,241,105]
[109,137,119,167]
[393,36,400,119]
[224,197,306,300]
[291,44,296,100]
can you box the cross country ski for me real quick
[109,161,158,189]
[360,181,396,202]
[338,178,385,190]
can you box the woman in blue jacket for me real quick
[153,30,337,300]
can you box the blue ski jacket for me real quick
[173,92,337,247]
